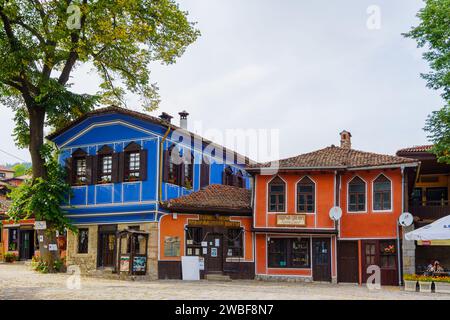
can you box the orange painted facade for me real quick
[253,168,404,283]
[159,213,254,262]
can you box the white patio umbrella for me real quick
[405,214,450,241]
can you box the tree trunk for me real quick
[28,106,60,272]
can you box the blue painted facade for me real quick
[50,110,250,225]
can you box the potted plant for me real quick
[403,274,418,292]
[4,252,17,263]
[417,275,434,293]
[433,276,450,294]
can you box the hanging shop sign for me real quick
[276,214,306,227]
[34,221,47,230]
[188,215,240,228]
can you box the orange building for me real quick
[247,131,418,285]
[160,185,254,279]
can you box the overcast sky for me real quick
[0,0,444,164]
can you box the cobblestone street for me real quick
[0,264,449,300]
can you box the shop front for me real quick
[1,219,37,260]
[160,185,254,280]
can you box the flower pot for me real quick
[404,280,417,292]
[419,281,433,293]
[434,282,450,294]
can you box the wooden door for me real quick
[98,225,117,268]
[19,230,34,260]
[312,238,331,282]
[337,240,359,283]
[205,234,223,274]
[362,240,398,286]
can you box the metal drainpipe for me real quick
[158,127,171,205]
[397,165,405,286]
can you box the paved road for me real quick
[0,264,448,300]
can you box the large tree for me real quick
[0,0,199,268]
[404,0,450,163]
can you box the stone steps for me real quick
[205,274,232,281]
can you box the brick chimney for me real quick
[179,110,189,130]
[340,130,352,149]
[159,112,173,123]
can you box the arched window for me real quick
[268,176,286,212]
[348,176,366,212]
[373,174,391,211]
[97,145,114,183]
[72,148,88,185]
[297,176,315,213]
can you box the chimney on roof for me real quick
[179,110,189,130]
[340,130,352,149]
[159,112,173,123]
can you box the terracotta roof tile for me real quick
[248,145,418,170]
[162,184,252,214]
[0,165,14,172]
[396,145,433,154]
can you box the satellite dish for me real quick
[399,212,414,227]
[329,206,342,221]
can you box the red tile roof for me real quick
[162,184,252,215]
[46,105,254,165]
[396,145,433,154]
[247,145,418,170]
[0,165,14,172]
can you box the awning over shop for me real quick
[405,215,450,241]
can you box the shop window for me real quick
[348,176,366,212]
[226,228,243,257]
[373,175,391,211]
[8,228,18,251]
[186,227,203,256]
[268,176,285,212]
[297,176,315,213]
[268,238,310,268]
[78,228,89,254]
[164,236,180,257]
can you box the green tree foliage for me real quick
[404,0,450,163]
[0,0,199,268]
[7,145,72,232]
[11,162,31,177]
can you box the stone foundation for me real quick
[66,222,159,280]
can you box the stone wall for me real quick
[402,224,416,275]
[117,222,158,280]
[66,225,98,274]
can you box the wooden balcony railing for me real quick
[409,200,450,221]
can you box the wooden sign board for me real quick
[189,215,240,228]
[34,221,47,230]
[276,214,306,227]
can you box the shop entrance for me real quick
[98,225,117,268]
[362,240,398,286]
[205,233,223,274]
[312,238,331,282]
[337,240,359,283]
[19,230,34,260]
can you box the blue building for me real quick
[48,106,251,277]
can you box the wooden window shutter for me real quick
[200,162,210,189]
[222,170,227,185]
[65,157,73,184]
[179,162,185,187]
[139,149,148,181]
[232,174,238,187]
[118,152,125,182]
[111,153,120,183]
[86,155,96,185]
[162,150,169,182]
